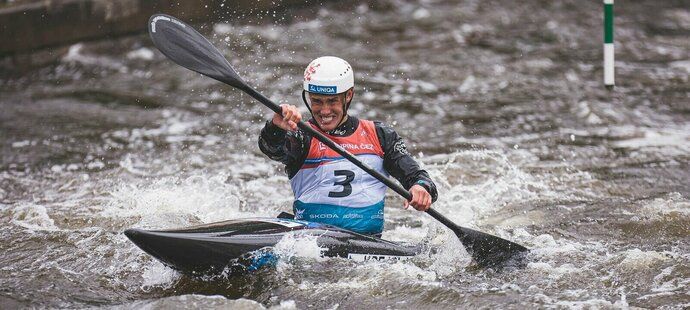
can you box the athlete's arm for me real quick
[258,120,289,161]
[374,122,439,206]
[258,106,310,178]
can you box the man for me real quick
[259,56,438,236]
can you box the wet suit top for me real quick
[259,116,438,235]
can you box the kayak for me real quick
[142,13,530,272]
[124,216,420,274]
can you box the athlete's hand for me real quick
[272,104,302,131]
[404,185,432,211]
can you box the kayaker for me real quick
[259,56,438,236]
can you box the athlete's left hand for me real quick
[404,185,432,211]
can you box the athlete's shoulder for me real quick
[366,119,385,127]
[370,120,399,134]
[356,118,386,135]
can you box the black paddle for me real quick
[147,14,529,268]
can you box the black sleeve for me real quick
[258,120,310,178]
[374,122,439,202]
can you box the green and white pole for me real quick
[604,0,614,89]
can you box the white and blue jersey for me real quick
[290,120,388,234]
[259,116,439,235]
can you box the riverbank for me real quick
[0,0,312,67]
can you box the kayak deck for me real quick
[125,218,420,274]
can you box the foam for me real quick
[552,298,616,309]
[422,150,550,226]
[270,300,298,310]
[105,173,243,226]
[649,266,690,296]
[426,224,471,277]
[618,249,671,271]
[10,204,60,231]
[640,192,690,217]
[213,23,234,35]
[111,295,265,309]
[62,43,128,73]
[527,233,589,257]
[274,232,326,262]
[11,140,32,148]
[293,260,441,293]
[126,47,154,61]
[412,8,430,20]
[383,262,439,283]
[527,262,580,280]
[670,60,690,73]
[533,291,630,309]
[613,125,690,151]
[140,261,179,290]
[104,110,206,151]
[381,224,428,244]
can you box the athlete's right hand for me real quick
[272,104,302,131]
[404,185,432,211]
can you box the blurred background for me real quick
[1,0,314,68]
[1,0,689,309]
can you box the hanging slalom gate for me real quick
[604,0,614,89]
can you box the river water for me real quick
[1,0,689,308]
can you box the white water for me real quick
[1,0,688,308]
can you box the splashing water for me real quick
[1,0,688,308]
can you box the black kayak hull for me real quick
[125,218,420,274]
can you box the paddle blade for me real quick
[148,14,246,89]
[426,208,528,268]
[456,226,529,268]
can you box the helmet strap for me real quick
[338,89,354,128]
[302,90,325,132]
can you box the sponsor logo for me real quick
[304,63,320,81]
[318,142,326,151]
[308,84,337,94]
[329,128,347,135]
[343,213,364,219]
[310,213,339,219]
[371,209,384,220]
[393,140,409,155]
[359,143,374,150]
[347,253,411,262]
[295,209,305,219]
[271,219,304,228]
[336,143,375,151]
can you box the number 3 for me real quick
[328,170,354,198]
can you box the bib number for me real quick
[328,170,354,198]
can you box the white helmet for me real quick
[303,56,354,95]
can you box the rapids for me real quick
[1,0,688,308]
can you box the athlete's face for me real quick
[308,89,353,131]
